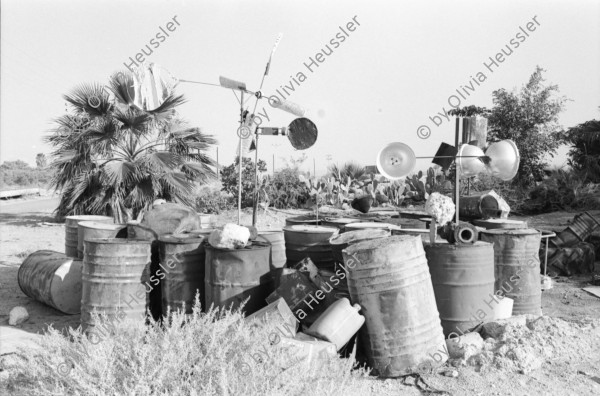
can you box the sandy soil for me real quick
[1,198,599,395]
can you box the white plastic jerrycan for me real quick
[305,298,365,351]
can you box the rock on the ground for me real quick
[481,316,527,339]
[8,306,29,326]
[446,332,484,359]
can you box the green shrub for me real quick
[220,157,267,208]
[264,168,311,209]
[195,182,235,214]
[2,302,371,396]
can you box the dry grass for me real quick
[1,300,372,396]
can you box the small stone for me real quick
[446,332,484,359]
[8,306,29,326]
[442,369,459,378]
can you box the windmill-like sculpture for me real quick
[376,118,520,242]
[127,35,319,225]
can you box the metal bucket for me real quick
[81,238,151,331]
[65,215,113,257]
[424,241,495,337]
[329,229,390,264]
[342,235,447,377]
[18,250,82,314]
[197,214,213,229]
[344,222,401,233]
[458,194,503,220]
[473,219,527,230]
[205,241,273,316]
[78,222,127,259]
[285,215,321,226]
[256,230,287,270]
[480,229,542,315]
[283,225,338,270]
[159,234,207,315]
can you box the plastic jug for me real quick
[305,298,365,351]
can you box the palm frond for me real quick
[63,83,112,117]
[107,71,135,106]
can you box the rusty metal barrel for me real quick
[329,229,390,264]
[65,215,113,257]
[205,241,272,316]
[480,229,542,316]
[344,222,401,234]
[18,250,82,314]
[343,235,447,377]
[78,222,127,259]
[159,234,207,315]
[81,238,151,331]
[283,225,338,270]
[458,194,503,220]
[424,241,495,336]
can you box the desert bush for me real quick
[220,157,267,208]
[521,169,600,214]
[264,167,311,209]
[2,302,371,396]
[0,160,54,188]
[195,182,235,214]
[564,119,600,183]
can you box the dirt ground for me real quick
[1,197,599,395]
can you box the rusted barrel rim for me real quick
[159,234,206,244]
[344,222,401,231]
[480,228,541,236]
[283,225,338,234]
[205,240,271,252]
[66,215,113,222]
[329,229,390,245]
[79,221,126,231]
[85,237,151,245]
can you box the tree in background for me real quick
[220,157,267,208]
[327,161,366,182]
[47,72,216,222]
[36,153,47,169]
[488,66,567,187]
[564,119,600,183]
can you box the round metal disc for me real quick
[287,117,318,150]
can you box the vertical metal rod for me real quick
[237,91,244,225]
[544,236,549,277]
[313,157,316,178]
[252,134,259,226]
[216,147,219,181]
[455,117,460,224]
[272,153,275,174]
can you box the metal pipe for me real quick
[252,134,259,226]
[237,92,244,225]
[455,117,460,224]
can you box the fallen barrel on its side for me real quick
[18,250,82,314]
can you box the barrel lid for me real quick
[480,228,540,236]
[257,229,283,234]
[85,237,151,245]
[324,217,363,225]
[159,234,206,244]
[345,222,401,231]
[423,240,492,248]
[283,225,338,234]
[473,218,527,228]
[329,229,389,245]
[78,221,126,230]
[344,234,419,254]
[187,229,214,237]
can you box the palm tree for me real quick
[327,161,366,182]
[47,71,216,222]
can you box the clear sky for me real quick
[1,0,599,175]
